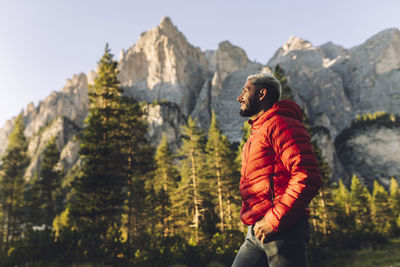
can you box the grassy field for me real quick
[29,238,400,267]
[311,238,400,267]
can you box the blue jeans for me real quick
[232,219,310,267]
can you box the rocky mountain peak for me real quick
[363,28,400,74]
[117,17,208,116]
[319,42,347,61]
[129,16,189,56]
[217,41,250,68]
[20,73,89,142]
[158,16,175,32]
[269,36,316,62]
[211,40,250,94]
[25,102,36,115]
[62,73,88,94]
[362,28,400,49]
[282,36,314,54]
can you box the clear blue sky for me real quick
[1,0,399,127]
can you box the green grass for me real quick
[312,238,400,267]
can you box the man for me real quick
[232,73,321,267]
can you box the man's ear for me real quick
[259,88,267,101]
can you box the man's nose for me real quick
[237,93,243,102]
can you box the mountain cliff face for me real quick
[117,17,209,117]
[1,17,399,186]
[336,124,400,188]
[0,73,89,158]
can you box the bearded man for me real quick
[232,73,322,267]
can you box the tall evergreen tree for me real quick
[119,97,154,244]
[371,181,395,236]
[274,64,294,100]
[235,121,251,171]
[234,121,251,233]
[0,114,29,254]
[350,175,372,231]
[333,180,351,217]
[308,140,332,237]
[69,44,127,260]
[0,208,3,254]
[38,138,62,227]
[206,111,238,232]
[389,177,400,229]
[331,179,354,233]
[153,134,178,237]
[174,116,207,243]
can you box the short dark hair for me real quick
[247,73,282,104]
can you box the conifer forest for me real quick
[1,47,400,267]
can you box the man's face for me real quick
[237,80,261,117]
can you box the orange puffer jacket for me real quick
[240,100,321,231]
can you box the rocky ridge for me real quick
[1,18,399,186]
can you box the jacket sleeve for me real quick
[263,117,322,231]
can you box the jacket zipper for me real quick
[269,174,275,206]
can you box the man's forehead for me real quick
[242,80,257,90]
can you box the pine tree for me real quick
[69,44,127,260]
[119,97,154,244]
[153,135,178,237]
[235,121,251,171]
[31,137,63,227]
[0,208,3,254]
[206,111,237,232]
[371,181,395,236]
[333,180,351,217]
[350,175,372,231]
[389,178,400,230]
[331,179,354,233]
[234,121,252,233]
[174,116,207,243]
[274,64,294,100]
[0,114,29,255]
[308,139,332,237]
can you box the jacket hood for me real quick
[249,100,303,130]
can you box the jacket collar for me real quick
[248,100,303,132]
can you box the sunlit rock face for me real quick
[211,41,250,95]
[117,17,209,117]
[0,18,399,186]
[25,73,89,138]
[0,118,16,157]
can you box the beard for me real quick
[239,95,261,117]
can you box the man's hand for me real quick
[254,217,275,243]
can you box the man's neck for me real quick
[250,109,267,121]
[250,103,273,120]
